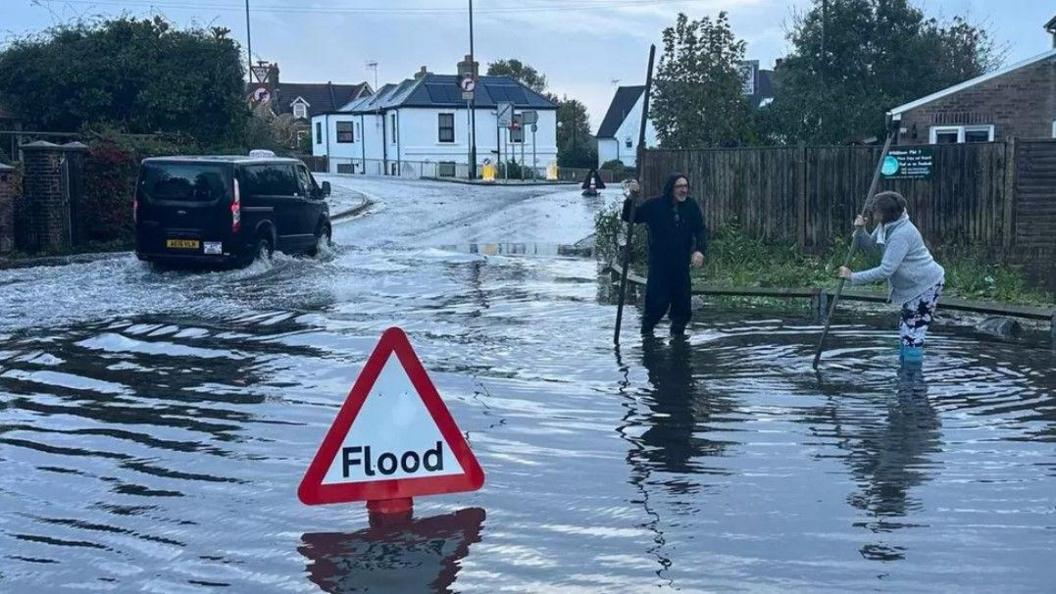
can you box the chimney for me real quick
[267,63,280,88]
[1047,15,1056,48]
[414,65,429,80]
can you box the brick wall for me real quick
[898,55,1056,144]
[0,163,14,255]
[20,142,71,253]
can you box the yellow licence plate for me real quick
[166,239,200,249]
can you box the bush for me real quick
[81,141,137,244]
[498,160,524,180]
[594,200,647,268]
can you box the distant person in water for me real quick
[838,191,945,365]
[622,174,707,336]
[581,169,605,196]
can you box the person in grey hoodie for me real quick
[838,191,945,364]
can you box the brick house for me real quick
[889,17,1056,145]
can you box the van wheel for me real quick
[308,222,331,257]
[253,236,273,263]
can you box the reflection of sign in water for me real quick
[300,508,486,594]
[881,148,933,180]
[298,327,485,506]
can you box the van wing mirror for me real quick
[321,181,331,197]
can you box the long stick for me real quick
[614,44,656,344]
[812,129,897,368]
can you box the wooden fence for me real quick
[640,139,1056,254]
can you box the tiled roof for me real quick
[597,86,644,139]
[246,81,370,118]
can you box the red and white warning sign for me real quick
[298,327,484,507]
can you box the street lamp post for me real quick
[468,0,477,179]
[244,0,252,78]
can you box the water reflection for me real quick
[847,367,941,561]
[636,337,733,478]
[299,508,486,593]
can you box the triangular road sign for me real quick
[299,327,484,506]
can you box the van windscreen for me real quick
[140,162,227,202]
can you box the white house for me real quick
[596,86,658,169]
[312,68,559,176]
[597,61,774,168]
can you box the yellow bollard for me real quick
[546,162,558,181]
[482,163,496,182]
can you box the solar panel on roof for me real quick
[425,83,462,104]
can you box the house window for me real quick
[293,102,308,119]
[964,125,994,143]
[315,122,322,144]
[438,113,455,143]
[929,124,994,144]
[336,121,354,143]
[391,113,398,144]
[1051,120,1055,138]
[625,138,633,149]
[931,126,960,144]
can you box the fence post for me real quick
[1051,310,1055,351]
[0,162,14,256]
[1003,137,1017,250]
[796,144,808,248]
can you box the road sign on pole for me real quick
[251,65,269,83]
[298,327,485,511]
[460,76,475,101]
[521,110,538,125]
[496,102,514,127]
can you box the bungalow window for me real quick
[929,124,994,144]
[438,113,455,143]
[293,102,308,119]
[1052,120,1055,139]
[336,121,354,143]
[315,122,322,144]
[964,126,993,143]
[931,126,960,144]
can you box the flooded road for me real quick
[2,176,1054,592]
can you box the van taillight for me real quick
[231,179,242,233]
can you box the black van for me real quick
[134,156,332,267]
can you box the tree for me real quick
[244,103,307,154]
[556,96,596,168]
[486,59,548,93]
[764,0,999,144]
[651,12,754,149]
[0,17,247,147]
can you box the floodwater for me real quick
[1,177,1054,592]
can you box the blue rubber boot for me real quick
[900,345,924,366]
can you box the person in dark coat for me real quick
[581,169,606,190]
[621,174,707,336]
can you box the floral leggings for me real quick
[900,282,944,347]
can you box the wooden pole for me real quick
[614,44,656,344]
[812,128,897,368]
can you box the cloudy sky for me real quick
[4,0,1055,132]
